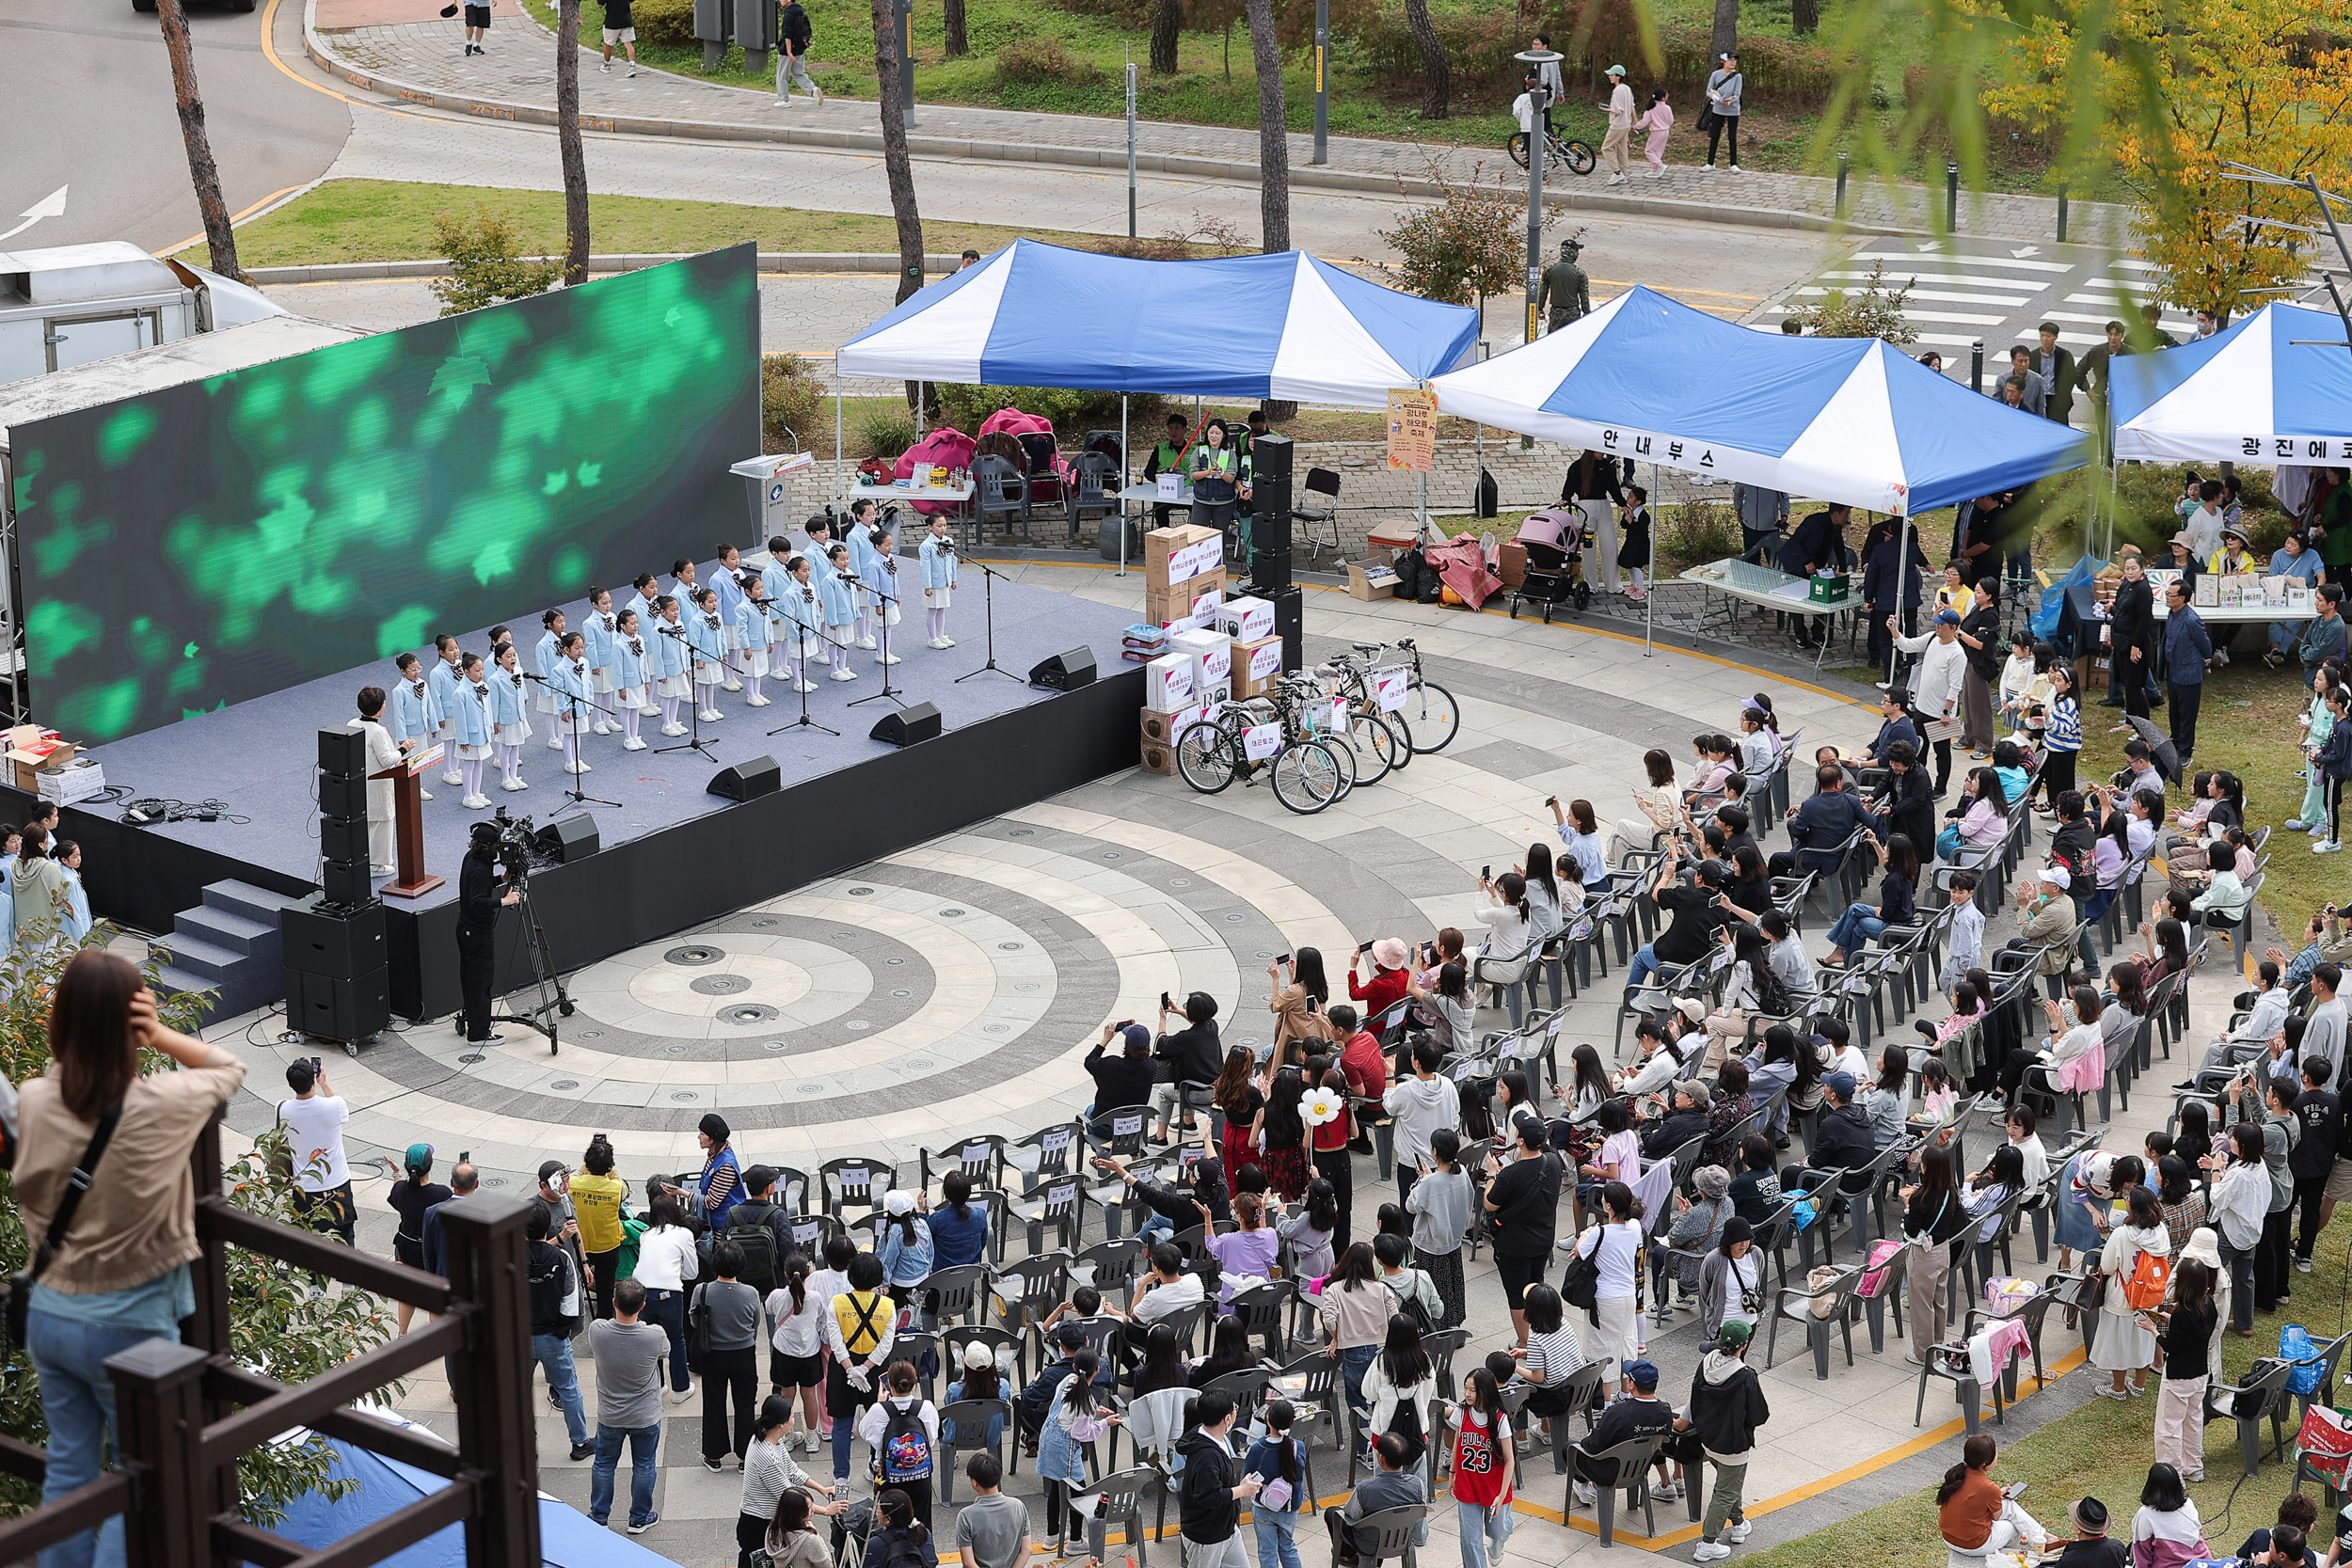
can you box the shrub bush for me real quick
[763,354,825,451]
[1668,499,1740,565]
[427,207,559,316]
[933,383,1167,436]
[855,404,918,461]
[995,36,1104,86]
[636,0,694,47]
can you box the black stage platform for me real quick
[31,568,1144,1022]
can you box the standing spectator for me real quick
[774,0,820,103]
[1267,952,1336,1067]
[1319,1244,1390,1439]
[1537,240,1590,332]
[1405,1129,1473,1326]
[1246,1400,1310,1568]
[2107,553,2156,713]
[1702,53,1742,170]
[527,1207,595,1462]
[421,1161,479,1277]
[696,1241,766,1471]
[2205,1123,2268,1336]
[386,1143,450,1336]
[634,1195,701,1401]
[1179,1392,1262,1568]
[459,0,489,55]
[1449,1370,1518,1568]
[2161,577,2213,766]
[1484,1117,1565,1344]
[2291,1058,2340,1269]
[535,1159,586,1302]
[824,1252,897,1489]
[1680,1319,1769,1561]
[1599,65,1634,184]
[571,1135,628,1323]
[1383,1038,1461,1203]
[1638,89,1674,176]
[2092,1186,2170,1400]
[1955,578,2005,758]
[858,1362,941,1530]
[588,1279,672,1534]
[17,954,246,1568]
[2153,1258,2217,1481]
[278,1057,355,1247]
[1889,611,1964,789]
[2003,346,2048,416]
[1732,483,1788,559]
[2034,324,2077,425]
[692,1113,745,1228]
[1571,1180,1645,1399]
[955,1453,1029,1568]
[597,0,637,75]
[740,1399,838,1568]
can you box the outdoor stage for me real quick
[32,564,1144,1022]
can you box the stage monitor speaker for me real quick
[317,725,365,778]
[1028,647,1097,690]
[870,703,943,748]
[281,895,387,978]
[1271,585,1304,673]
[317,814,368,863]
[315,771,365,819]
[535,814,600,863]
[320,857,372,909]
[284,964,389,1046]
[708,755,781,802]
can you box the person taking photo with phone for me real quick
[280,1055,356,1246]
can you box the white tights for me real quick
[927,608,947,641]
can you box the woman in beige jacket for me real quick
[1267,949,1336,1068]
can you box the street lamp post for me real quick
[896,0,915,128]
[1312,0,1329,166]
[1514,49,1561,351]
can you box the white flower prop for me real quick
[1302,1089,1344,1128]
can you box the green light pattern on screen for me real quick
[14,247,759,743]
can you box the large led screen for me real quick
[9,245,759,743]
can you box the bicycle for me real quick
[1506,123,1597,177]
[1173,681,1345,814]
[1332,636,1460,755]
[1311,643,1414,784]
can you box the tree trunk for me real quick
[555,0,589,287]
[872,0,928,412]
[155,0,240,279]
[1243,0,1290,254]
[1151,0,1181,75]
[1789,0,1817,34]
[945,0,966,57]
[1708,0,1738,74]
[1401,0,1449,119]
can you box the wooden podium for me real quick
[373,742,445,899]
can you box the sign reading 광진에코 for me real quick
[1387,388,1438,472]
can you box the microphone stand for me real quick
[955,557,1021,685]
[520,673,622,814]
[651,625,719,762]
[763,596,839,737]
[850,567,908,711]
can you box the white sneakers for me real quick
[796,679,819,693]
[627,63,637,76]
[593,720,612,736]
[723,678,743,692]
[699,708,724,722]
[830,666,859,681]
[856,635,879,650]
[599,58,611,71]
[569,759,593,773]
[1729,163,1742,171]
[442,768,464,785]
[1693,1542,1733,1561]
[746,694,772,707]
[641,702,661,716]
[548,736,564,749]
[462,793,490,810]
[878,653,901,666]
[624,736,648,751]
[661,722,687,736]
[1607,174,1627,185]
[1572,1481,1597,1507]
[2316,838,2343,854]
[1724,1522,1752,1543]
[418,788,434,801]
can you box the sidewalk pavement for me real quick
[308,4,2132,247]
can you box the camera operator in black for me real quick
[458,819,520,1043]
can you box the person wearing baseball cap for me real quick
[1679,1318,1768,1560]
[1085,1019,1158,1136]
[1886,607,1964,791]
[388,1143,452,1337]
[1600,64,1636,185]
[1788,1070,1876,1204]
[1568,1357,1675,1506]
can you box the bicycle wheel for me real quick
[1174,721,1237,794]
[1345,710,1402,784]
[1270,739,1344,815]
[1378,708,1415,768]
[1404,678,1461,753]
[1506,133,1533,170]
[1562,139,1598,175]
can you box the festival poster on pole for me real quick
[1387,388,1438,473]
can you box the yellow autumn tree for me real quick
[1957,0,2352,323]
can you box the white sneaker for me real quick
[1572,1481,1597,1507]
[774,94,793,105]
[570,759,593,773]
[418,788,434,800]
[599,58,611,71]
[812,85,823,103]
[927,637,948,650]
[856,636,879,650]
[939,635,955,646]
[641,703,661,716]
[442,769,464,785]
[626,63,637,76]
[2317,839,2344,855]
[511,777,529,790]
[1729,163,1742,171]
[463,794,490,810]
[796,679,818,693]
[878,653,901,666]
[1693,1544,1732,1563]
[1724,1522,1753,1544]
[661,722,687,736]
[830,667,858,682]
[500,776,523,791]
[745,693,771,706]
[699,708,723,722]
[548,737,564,749]
[624,736,647,751]
[723,679,743,692]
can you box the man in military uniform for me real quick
[1538,239,1589,334]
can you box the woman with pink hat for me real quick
[1349,937,1412,1031]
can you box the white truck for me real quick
[0,241,287,387]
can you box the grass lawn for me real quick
[171,179,1125,268]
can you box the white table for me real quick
[850,479,975,505]
[1119,482,1194,507]
[1677,558,1860,670]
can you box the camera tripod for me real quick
[489,852,572,1055]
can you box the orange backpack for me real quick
[2122,1247,2172,1310]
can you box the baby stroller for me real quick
[1509,507,1593,622]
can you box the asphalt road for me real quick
[0,0,349,255]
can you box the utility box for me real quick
[732,0,774,74]
[693,0,731,69]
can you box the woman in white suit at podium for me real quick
[350,687,403,878]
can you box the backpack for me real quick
[1387,1271,1438,1337]
[2121,1246,2172,1311]
[877,1530,929,1568]
[726,1203,782,1295]
[687,1285,713,1363]
[1384,1385,1427,1468]
[878,1399,934,1481]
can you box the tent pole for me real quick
[1418,470,1428,546]
[1119,393,1131,578]
[834,358,844,505]
[1644,462,1657,656]
[1892,510,1909,686]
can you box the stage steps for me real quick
[151,879,309,1024]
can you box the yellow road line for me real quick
[256,0,444,121]
[155,183,310,261]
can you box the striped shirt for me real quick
[2043,695,2082,752]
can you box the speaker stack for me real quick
[286,727,390,1046]
[1245,433,1305,673]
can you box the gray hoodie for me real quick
[1383,1075,1462,1170]
[1405,1167,1474,1256]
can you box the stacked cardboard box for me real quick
[1144,524,1226,626]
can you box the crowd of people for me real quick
[0,798,94,947]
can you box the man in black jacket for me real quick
[1327,1432,1423,1564]
[1151,992,1224,1142]
[1570,1360,1676,1503]
[455,821,519,1046]
[1768,768,1882,879]
[774,0,820,101]
[528,1207,596,1460]
[1639,1080,1713,1163]
[1179,1392,1261,1568]
[1680,1321,1769,1561]
[1785,1073,1876,1198]
[2106,551,2156,712]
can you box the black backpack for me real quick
[1388,1272,1438,1337]
[727,1203,782,1295]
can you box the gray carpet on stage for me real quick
[77,569,1140,912]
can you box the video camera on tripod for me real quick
[487,805,543,880]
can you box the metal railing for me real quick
[0,1111,538,1568]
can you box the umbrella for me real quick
[2123,714,2180,783]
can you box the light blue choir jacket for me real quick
[848,525,882,583]
[534,630,564,684]
[449,675,493,748]
[919,535,958,591]
[649,617,690,682]
[427,657,463,726]
[737,596,776,648]
[761,558,796,603]
[60,870,89,945]
[861,552,901,609]
[713,567,745,628]
[684,609,726,673]
[488,668,531,728]
[815,562,858,627]
[548,656,591,710]
[582,610,618,672]
[389,675,438,745]
[778,578,823,641]
[611,628,649,690]
[625,593,656,631]
[0,853,17,948]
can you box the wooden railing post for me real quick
[438,1195,540,1568]
[108,1338,211,1568]
[183,1111,241,1528]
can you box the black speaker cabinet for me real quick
[708,755,782,801]
[317,725,365,777]
[869,703,943,747]
[535,814,600,863]
[1027,647,1097,690]
[281,895,387,978]
[315,771,366,819]
[1272,585,1304,673]
[319,857,372,909]
[285,964,389,1045]
[317,814,369,863]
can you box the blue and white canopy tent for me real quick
[2108,300,2352,463]
[1430,285,2092,649]
[833,239,1481,531]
